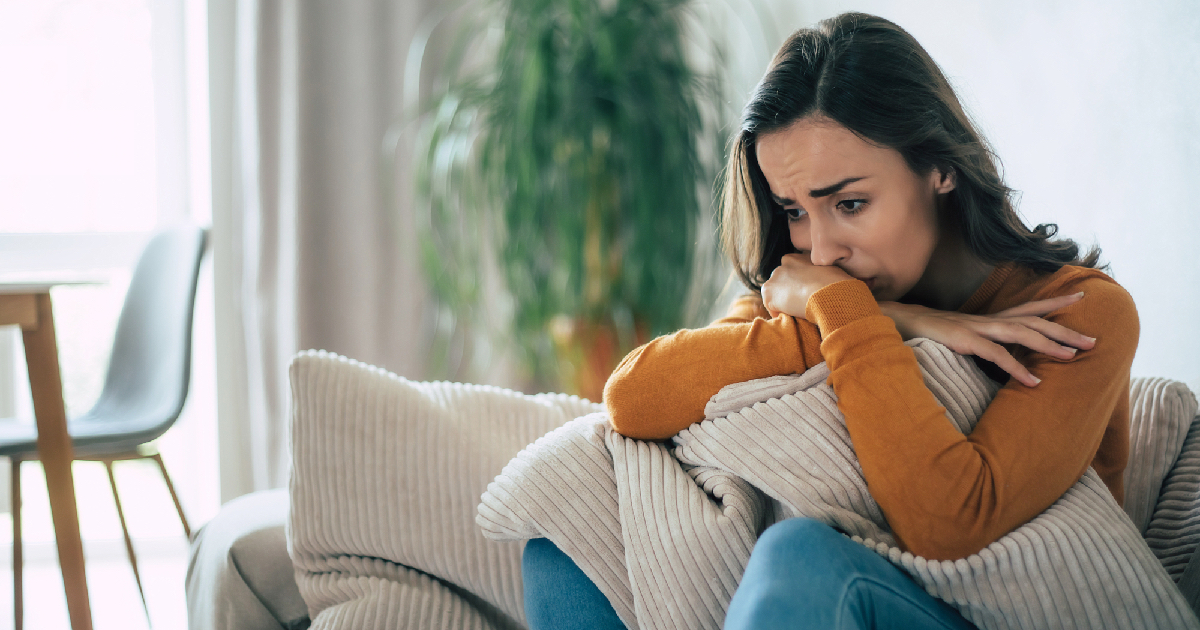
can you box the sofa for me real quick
[186,349,1200,630]
[185,488,309,630]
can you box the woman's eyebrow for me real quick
[771,176,868,206]
[771,192,797,206]
[809,176,866,198]
[771,176,867,206]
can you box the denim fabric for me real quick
[725,518,977,630]
[522,538,627,630]
[522,519,976,630]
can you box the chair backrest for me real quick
[83,226,207,440]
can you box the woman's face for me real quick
[755,116,955,303]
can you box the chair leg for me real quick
[104,460,151,626]
[149,453,191,540]
[12,457,22,630]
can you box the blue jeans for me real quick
[725,518,977,629]
[522,537,627,630]
[522,519,977,630]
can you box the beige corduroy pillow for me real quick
[1123,377,1199,537]
[288,350,600,630]
[1126,378,1200,580]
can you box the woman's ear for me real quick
[932,167,957,194]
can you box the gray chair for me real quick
[0,225,207,629]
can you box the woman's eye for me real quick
[838,199,867,215]
[784,208,806,221]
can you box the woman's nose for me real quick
[808,221,850,267]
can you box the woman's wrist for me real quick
[877,301,917,339]
[805,279,882,337]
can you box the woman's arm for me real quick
[603,294,825,440]
[879,293,1093,387]
[818,274,1138,560]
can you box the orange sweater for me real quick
[603,263,1138,560]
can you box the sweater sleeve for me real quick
[604,293,825,440]
[819,275,1139,560]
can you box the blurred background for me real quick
[0,0,1197,627]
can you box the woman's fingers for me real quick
[762,254,856,320]
[994,292,1084,318]
[969,337,1041,387]
[1012,316,1096,350]
[979,320,1077,360]
[881,300,1092,382]
[761,281,781,318]
[970,310,1094,353]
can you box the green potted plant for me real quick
[413,0,728,399]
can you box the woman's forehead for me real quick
[756,118,904,195]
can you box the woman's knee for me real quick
[522,537,560,575]
[751,517,849,572]
[758,516,842,546]
[727,520,843,629]
[734,519,853,609]
[522,538,573,611]
[521,538,627,630]
[738,518,879,608]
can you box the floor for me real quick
[0,459,191,630]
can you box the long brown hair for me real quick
[721,12,1101,292]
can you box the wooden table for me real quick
[0,283,93,630]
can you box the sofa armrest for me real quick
[185,488,309,630]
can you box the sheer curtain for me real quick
[209,0,437,500]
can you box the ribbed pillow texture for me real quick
[289,342,1200,630]
[288,351,601,629]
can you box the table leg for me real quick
[21,293,92,630]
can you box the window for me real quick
[0,0,162,234]
[0,0,218,547]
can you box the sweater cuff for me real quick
[805,279,882,337]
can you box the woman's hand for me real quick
[762,253,855,319]
[880,293,1096,387]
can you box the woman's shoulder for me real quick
[1002,264,1131,302]
[1005,263,1139,336]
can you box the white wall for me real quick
[745,0,1200,391]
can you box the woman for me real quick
[522,12,1138,630]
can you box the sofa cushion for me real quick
[1146,418,1200,581]
[186,488,310,630]
[288,350,601,630]
[1123,377,1200,535]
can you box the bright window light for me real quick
[0,0,158,233]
